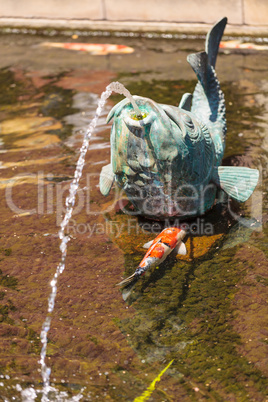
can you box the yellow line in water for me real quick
[134,359,174,402]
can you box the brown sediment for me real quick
[232,243,268,376]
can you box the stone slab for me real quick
[244,0,268,25]
[105,0,243,24]
[0,0,103,20]
[1,18,268,37]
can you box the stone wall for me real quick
[0,0,268,33]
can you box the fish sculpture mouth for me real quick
[122,96,157,137]
[123,110,154,136]
[107,95,159,137]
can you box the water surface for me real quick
[0,32,267,400]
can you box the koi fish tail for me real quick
[116,271,140,287]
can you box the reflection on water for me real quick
[0,32,267,400]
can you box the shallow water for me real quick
[0,32,267,401]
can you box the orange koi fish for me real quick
[220,40,268,51]
[41,42,134,55]
[117,227,187,287]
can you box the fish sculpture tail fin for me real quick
[205,17,227,69]
[187,17,227,161]
[187,17,227,88]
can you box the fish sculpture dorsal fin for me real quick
[179,93,192,111]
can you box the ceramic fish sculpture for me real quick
[100,17,259,220]
[117,227,187,287]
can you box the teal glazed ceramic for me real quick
[100,17,259,220]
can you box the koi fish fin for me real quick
[175,242,187,255]
[99,163,115,196]
[116,272,139,287]
[179,93,192,111]
[122,287,133,301]
[212,166,259,202]
[143,240,154,249]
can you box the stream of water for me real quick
[39,82,141,401]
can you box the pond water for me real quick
[0,30,267,401]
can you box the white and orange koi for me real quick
[220,40,268,51]
[41,42,134,55]
[117,227,187,287]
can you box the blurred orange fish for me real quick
[41,42,134,55]
[220,40,268,51]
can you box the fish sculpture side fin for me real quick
[99,163,115,196]
[179,93,192,111]
[212,166,259,202]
